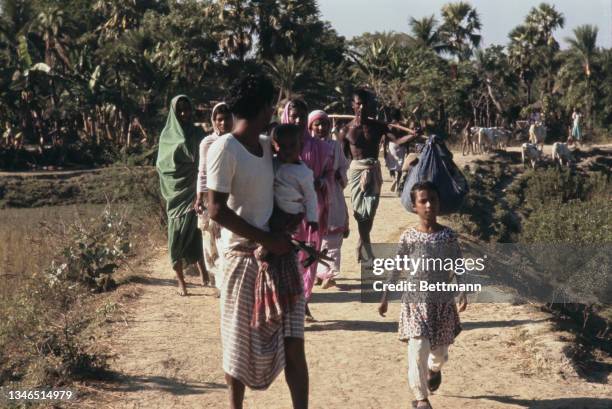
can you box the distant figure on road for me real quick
[571,108,582,145]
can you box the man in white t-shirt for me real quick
[207,73,308,409]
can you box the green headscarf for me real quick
[156,95,204,219]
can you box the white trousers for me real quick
[316,232,344,280]
[408,337,449,401]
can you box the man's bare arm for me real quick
[208,190,292,255]
[386,132,422,145]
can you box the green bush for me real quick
[0,205,143,389]
[46,207,132,292]
[0,274,109,389]
[521,197,612,244]
[450,162,520,242]
[520,168,609,210]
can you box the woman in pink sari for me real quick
[308,110,349,289]
[281,99,333,321]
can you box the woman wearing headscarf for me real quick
[156,95,209,296]
[195,102,234,289]
[308,110,349,289]
[281,99,333,321]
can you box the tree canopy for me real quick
[0,0,609,164]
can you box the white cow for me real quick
[521,142,541,168]
[475,127,509,152]
[477,128,491,153]
[551,142,574,167]
[529,123,546,151]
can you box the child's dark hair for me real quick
[213,104,231,118]
[226,73,275,119]
[271,124,301,144]
[410,181,440,203]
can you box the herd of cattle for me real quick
[461,122,575,169]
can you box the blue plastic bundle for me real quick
[400,135,468,215]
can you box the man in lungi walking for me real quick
[207,73,309,409]
[341,89,420,262]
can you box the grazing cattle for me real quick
[529,123,546,151]
[494,128,512,149]
[474,127,510,152]
[552,142,574,167]
[476,127,493,153]
[521,142,541,168]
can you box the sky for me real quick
[317,0,612,49]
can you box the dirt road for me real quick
[96,147,611,409]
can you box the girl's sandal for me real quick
[415,402,433,409]
[428,370,442,392]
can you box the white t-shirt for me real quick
[274,162,318,223]
[206,134,274,251]
[197,133,222,194]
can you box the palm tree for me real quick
[216,0,254,61]
[525,3,565,95]
[408,15,443,52]
[565,24,599,127]
[438,1,482,61]
[508,24,540,104]
[525,3,565,46]
[265,55,309,105]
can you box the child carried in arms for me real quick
[251,124,319,327]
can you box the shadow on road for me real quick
[305,319,397,333]
[96,372,226,395]
[444,394,612,409]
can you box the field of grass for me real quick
[0,204,105,282]
[0,169,165,391]
[0,166,158,208]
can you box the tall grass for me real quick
[0,169,165,389]
[0,205,105,297]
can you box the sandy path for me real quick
[98,149,611,409]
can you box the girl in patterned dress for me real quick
[378,181,467,409]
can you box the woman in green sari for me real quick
[156,95,209,295]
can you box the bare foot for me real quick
[305,304,316,322]
[177,280,188,296]
[415,400,432,409]
[355,244,363,263]
[321,278,336,289]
